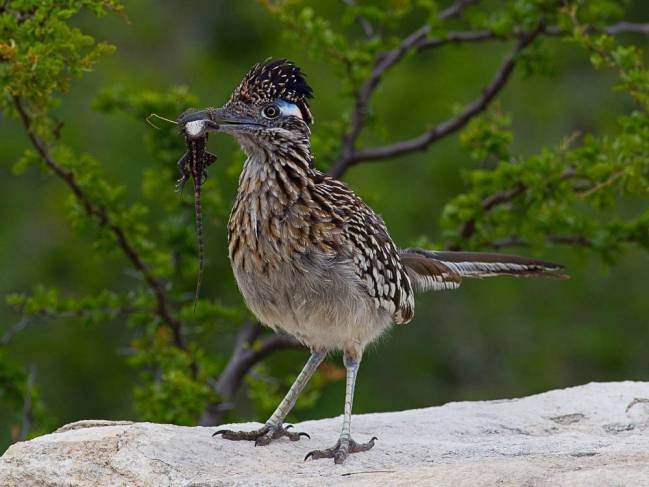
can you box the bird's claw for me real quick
[213,423,310,446]
[304,436,377,464]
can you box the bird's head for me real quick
[179,59,314,156]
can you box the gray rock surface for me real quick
[2,382,649,486]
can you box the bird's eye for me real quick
[262,104,280,119]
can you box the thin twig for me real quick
[547,235,593,247]
[438,0,479,20]
[330,24,432,178]
[483,234,593,249]
[415,22,649,51]
[482,236,529,249]
[1,317,31,345]
[454,182,527,246]
[145,113,177,129]
[20,365,36,441]
[2,305,137,345]
[577,170,624,198]
[598,21,649,36]
[416,29,500,50]
[341,0,374,39]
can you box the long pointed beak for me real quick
[177,108,223,125]
[178,107,260,132]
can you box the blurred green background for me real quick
[1,0,648,452]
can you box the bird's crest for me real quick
[229,59,314,124]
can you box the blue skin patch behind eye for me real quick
[275,99,303,120]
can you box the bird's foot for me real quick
[304,436,377,464]
[213,423,310,446]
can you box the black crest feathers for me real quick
[230,59,314,124]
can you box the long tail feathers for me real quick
[400,248,567,293]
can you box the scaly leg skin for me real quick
[213,350,326,446]
[304,437,377,464]
[175,152,190,193]
[305,352,376,464]
[200,152,217,184]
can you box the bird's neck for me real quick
[228,140,318,272]
[236,138,315,200]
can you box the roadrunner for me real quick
[179,59,565,464]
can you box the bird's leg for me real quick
[214,350,326,446]
[305,351,376,464]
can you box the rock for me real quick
[2,382,649,486]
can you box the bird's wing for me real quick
[312,176,415,324]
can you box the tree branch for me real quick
[415,29,498,50]
[12,96,191,359]
[20,365,36,441]
[200,321,303,426]
[343,23,543,169]
[591,21,649,36]
[2,305,138,345]
[1,317,31,346]
[341,0,375,39]
[328,0,480,178]
[448,166,578,250]
[438,0,479,21]
[330,24,432,178]
[547,234,593,247]
[14,94,311,427]
[483,234,593,250]
[329,0,481,178]
[415,21,649,51]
